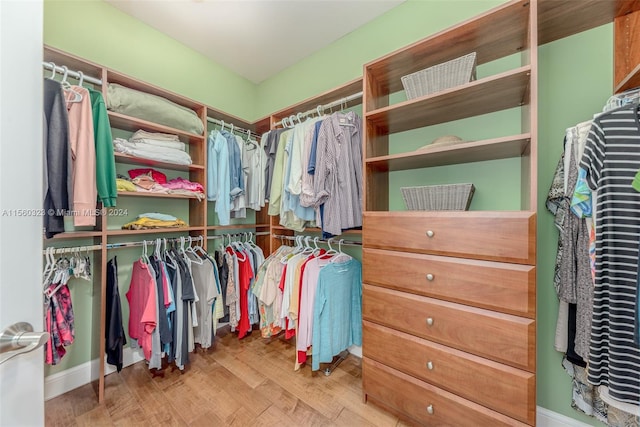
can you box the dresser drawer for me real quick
[363,357,531,427]
[363,248,535,317]
[363,321,535,424]
[363,211,535,264]
[363,285,535,371]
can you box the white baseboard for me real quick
[44,347,145,401]
[537,406,594,427]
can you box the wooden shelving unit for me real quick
[366,67,531,134]
[361,1,538,425]
[366,134,531,172]
[43,45,268,404]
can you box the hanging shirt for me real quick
[187,252,218,348]
[268,130,293,216]
[207,130,231,225]
[580,104,640,405]
[311,258,362,371]
[313,112,363,236]
[126,260,157,361]
[65,85,97,226]
[88,88,117,208]
[105,257,126,372]
[43,79,71,238]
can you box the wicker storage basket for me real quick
[401,52,477,100]
[401,183,475,211]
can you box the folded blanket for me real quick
[113,139,192,165]
[128,138,187,152]
[107,83,204,135]
[131,130,180,142]
[122,217,187,230]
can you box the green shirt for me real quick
[89,88,117,207]
[633,170,640,192]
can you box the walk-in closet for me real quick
[1,0,639,426]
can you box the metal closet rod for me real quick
[274,91,363,127]
[42,244,101,255]
[44,232,272,254]
[273,234,362,247]
[206,117,261,140]
[207,231,270,240]
[42,61,102,86]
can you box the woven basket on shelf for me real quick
[401,183,475,211]
[401,52,477,100]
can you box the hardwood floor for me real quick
[45,328,412,426]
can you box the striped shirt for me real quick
[313,112,363,236]
[581,104,640,405]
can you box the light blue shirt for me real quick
[311,258,362,371]
[207,130,231,225]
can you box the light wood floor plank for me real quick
[45,329,401,427]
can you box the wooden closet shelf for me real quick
[365,66,531,134]
[615,63,640,94]
[108,111,205,143]
[114,153,204,172]
[106,226,205,237]
[48,231,103,240]
[117,191,202,200]
[364,0,529,93]
[538,0,640,46]
[366,134,532,172]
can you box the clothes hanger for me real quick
[47,62,57,80]
[230,123,235,134]
[324,238,339,257]
[316,105,323,118]
[77,71,84,87]
[330,238,353,264]
[43,247,56,287]
[186,236,204,264]
[193,235,209,258]
[163,238,178,268]
[61,66,83,103]
[311,237,323,257]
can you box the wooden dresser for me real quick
[361,0,538,425]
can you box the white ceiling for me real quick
[106,0,405,84]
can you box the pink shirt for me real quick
[65,86,97,226]
[126,260,157,360]
[296,256,331,361]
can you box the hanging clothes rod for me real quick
[206,117,261,140]
[273,234,362,247]
[207,231,270,240]
[274,91,363,128]
[42,61,102,86]
[42,244,102,255]
[106,235,203,251]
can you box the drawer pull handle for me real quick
[427,405,434,415]
[426,274,434,281]
[426,230,435,238]
[427,361,434,370]
[426,318,434,326]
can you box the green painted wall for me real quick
[44,1,623,425]
[254,0,506,120]
[43,0,256,120]
[536,25,613,426]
